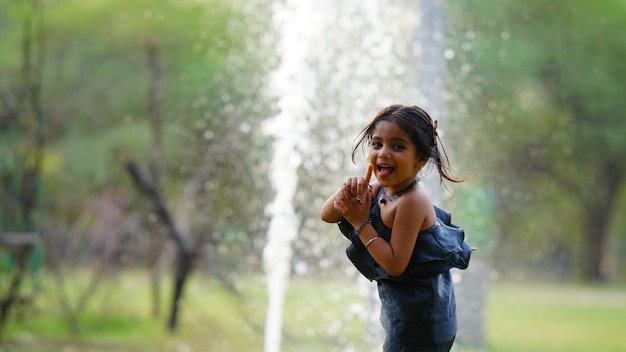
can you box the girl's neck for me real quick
[384,178,418,195]
[380,179,418,205]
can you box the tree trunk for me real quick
[0,0,45,336]
[583,218,608,281]
[168,251,193,331]
[145,36,166,321]
[124,160,194,331]
[582,161,624,281]
[0,247,30,333]
[19,0,45,227]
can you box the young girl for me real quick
[320,104,473,351]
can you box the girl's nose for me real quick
[378,148,390,159]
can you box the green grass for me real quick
[3,271,626,351]
[486,281,626,352]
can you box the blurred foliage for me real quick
[0,0,277,270]
[446,0,626,280]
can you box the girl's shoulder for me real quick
[402,184,433,208]
[400,185,436,230]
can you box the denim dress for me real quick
[337,188,473,349]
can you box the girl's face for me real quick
[368,120,423,191]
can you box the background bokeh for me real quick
[1,0,625,351]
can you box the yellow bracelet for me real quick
[365,236,380,248]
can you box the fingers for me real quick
[334,183,370,223]
[345,178,357,197]
[364,164,373,186]
[345,165,374,198]
[333,187,353,214]
[357,165,373,204]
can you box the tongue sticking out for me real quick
[378,167,394,177]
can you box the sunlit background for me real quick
[1,0,625,351]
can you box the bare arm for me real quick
[356,193,432,276]
[325,165,436,277]
[320,189,343,223]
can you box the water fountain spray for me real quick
[262,1,328,351]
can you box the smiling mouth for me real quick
[378,166,395,177]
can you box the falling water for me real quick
[262,1,330,351]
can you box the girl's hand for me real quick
[343,164,373,200]
[334,165,373,226]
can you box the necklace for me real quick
[379,180,417,204]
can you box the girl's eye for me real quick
[392,144,405,150]
[371,141,382,148]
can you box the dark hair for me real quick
[352,104,467,184]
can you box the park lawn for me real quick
[486,281,626,352]
[3,271,369,352]
[3,271,626,351]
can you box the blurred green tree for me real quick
[0,0,277,331]
[446,0,626,281]
[0,0,45,334]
